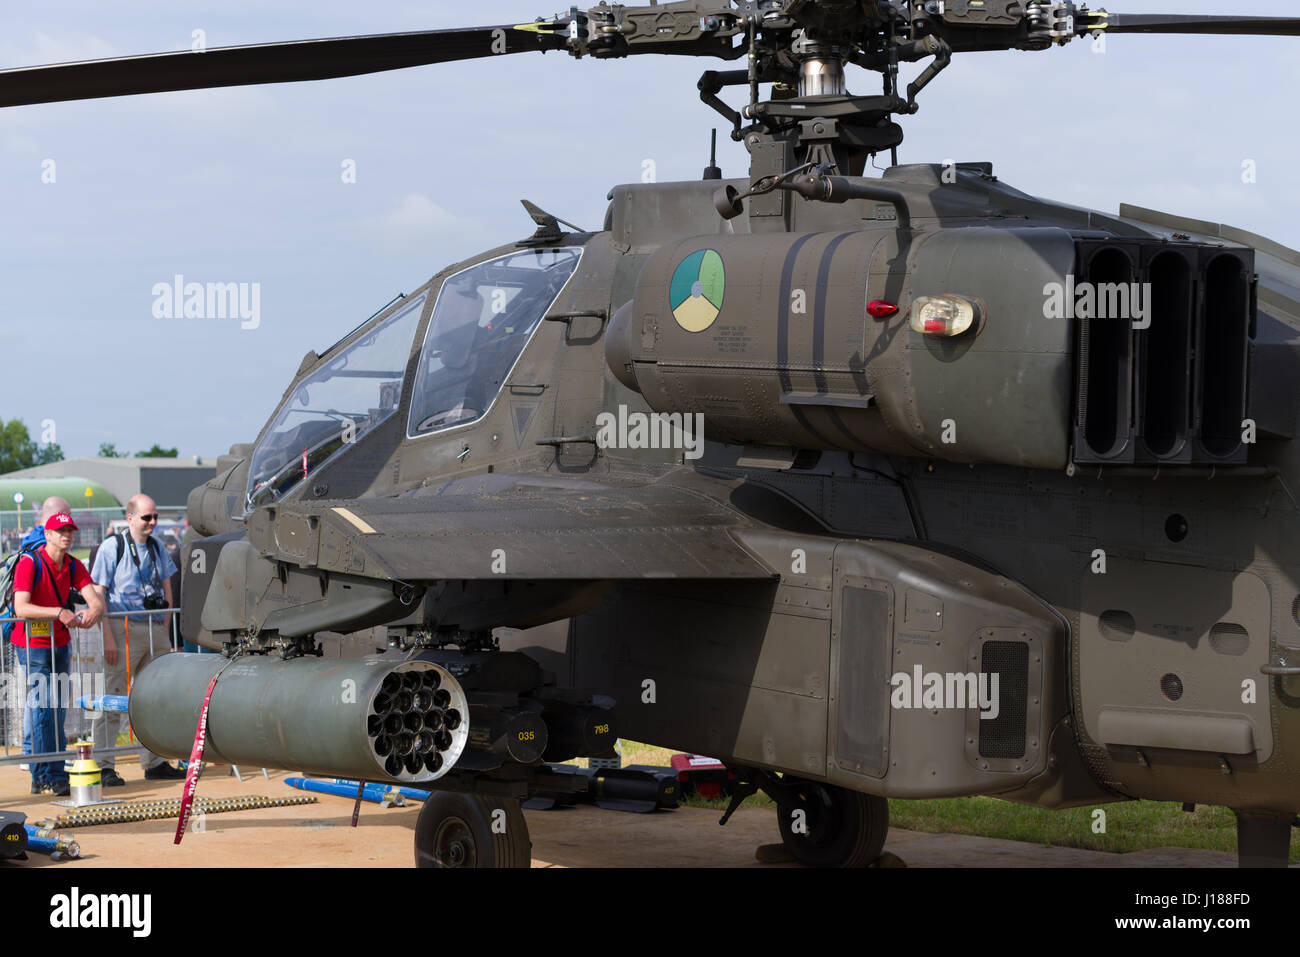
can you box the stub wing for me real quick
[243,478,776,582]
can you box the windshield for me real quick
[408,247,582,436]
[246,292,427,509]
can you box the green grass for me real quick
[614,741,1300,862]
[887,796,1299,863]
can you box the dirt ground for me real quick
[0,755,1238,868]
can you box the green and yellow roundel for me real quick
[669,249,725,333]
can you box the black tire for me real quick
[414,793,531,868]
[776,779,888,868]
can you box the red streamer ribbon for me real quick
[174,669,222,845]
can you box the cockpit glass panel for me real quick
[407,247,582,437]
[246,292,426,509]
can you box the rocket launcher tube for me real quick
[129,653,468,784]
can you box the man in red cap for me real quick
[11,512,105,795]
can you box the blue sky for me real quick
[2,0,1297,460]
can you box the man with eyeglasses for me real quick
[89,494,184,784]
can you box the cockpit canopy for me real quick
[408,246,581,435]
[246,246,582,509]
[246,292,426,509]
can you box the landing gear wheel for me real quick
[776,779,888,868]
[414,793,531,868]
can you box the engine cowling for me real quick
[608,227,1076,469]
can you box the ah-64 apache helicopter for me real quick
[5,0,1300,868]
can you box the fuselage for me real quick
[183,165,1300,820]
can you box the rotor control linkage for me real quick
[903,37,951,112]
[715,162,911,228]
[698,70,748,139]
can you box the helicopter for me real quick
[4,1,1300,869]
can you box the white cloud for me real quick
[362,192,487,253]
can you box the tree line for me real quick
[0,419,177,473]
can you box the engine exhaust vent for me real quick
[1136,249,1195,462]
[1072,239,1253,466]
[1073,243,1139,463]
[1195,252,1252,463]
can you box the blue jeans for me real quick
[20,644,70,788]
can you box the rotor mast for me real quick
[793,29,847,96]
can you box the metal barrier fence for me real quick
[0,608,196,765]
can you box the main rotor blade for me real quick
[0,24,568,108]
[1097,13,1300,36]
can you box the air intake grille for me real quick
[1072,240,1254,466]
[979,641,1027,759]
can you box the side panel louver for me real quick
[1073,240,1253,466]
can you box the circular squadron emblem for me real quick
[669,249,725,333]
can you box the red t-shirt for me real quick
[9,546,93,649]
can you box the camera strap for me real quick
[36,549,73,612]
[119,533,162,590]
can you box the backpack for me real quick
[1,545,46,642]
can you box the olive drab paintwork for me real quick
[616,222,1078,466]
[8,1,1300,867]
[174,162,1300,864]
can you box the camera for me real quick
[142,591,168,611]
